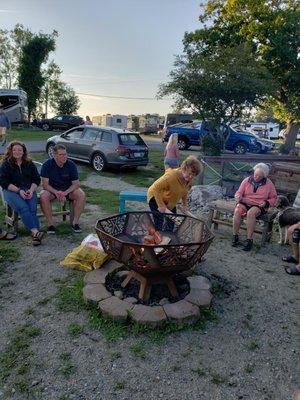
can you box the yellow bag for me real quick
[60,244,108,272]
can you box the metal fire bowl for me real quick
[95,211,214,277]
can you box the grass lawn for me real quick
[8,127,55,141]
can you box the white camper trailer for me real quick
[100,114,127,129]
[245,122,280,139]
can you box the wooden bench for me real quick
[4,196,73,231]
[207,199,277,246]
[119,190,147,213]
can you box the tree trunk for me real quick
[282,121,299,153]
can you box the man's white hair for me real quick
[253,163,270,177]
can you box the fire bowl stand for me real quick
[121,271,179,301]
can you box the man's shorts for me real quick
[292,229,300,244]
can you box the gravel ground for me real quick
[0,175,299,400]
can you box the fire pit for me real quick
[95,211,214,301]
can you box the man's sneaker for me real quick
[47,225,56,234]
[242,239,253,252]
[72,224,82,233]
[232,234,239,247]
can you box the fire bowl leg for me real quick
[121,271,179,302]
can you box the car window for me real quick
[101,131,112,142]
[118,134,144,145]
[82,128,100,141]
[65,128,84,140]
[55,116,63,121]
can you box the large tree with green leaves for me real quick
[182,0,300,152]
[52,83,80,115]
[159,43,273,129]
[18,34,56,120]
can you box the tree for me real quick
[18,34,55,120]
[53,84,80,115]
[183,0,300,152]
[159,43,273,130]
[0,24,33,88]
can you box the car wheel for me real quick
[42,123,51,131]
[178,138,188,150]
[46,143,55,158]
[233,142,247,154]
[92,153,107,172]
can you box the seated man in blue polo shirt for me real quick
[40,144,86,234]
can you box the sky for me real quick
[0,0,201,118]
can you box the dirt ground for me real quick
[0,175,299,400]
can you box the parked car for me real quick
[36,115,84,131]
[162,122,275,154]
[46,125,149,171]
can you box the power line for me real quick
[76,92,172,101]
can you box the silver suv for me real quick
[46,125,149,171]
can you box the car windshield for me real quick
[118,134,144,146]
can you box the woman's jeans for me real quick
[3,190,39,231]
[149,197,176,232]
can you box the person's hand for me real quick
[55,191,66,202]
[19,189,27,200]
[24,189,33,199]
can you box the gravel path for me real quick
[0,177,298,400]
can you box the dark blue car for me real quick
[162,121,274,154]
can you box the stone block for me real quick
[188,185,224,212]
[83,284,111,303]
[185,289,213,308]
[163,300,200,323]
[124,297,138,304]
[102,259,123,274]
[131,304,167,326]
[99,297,133,321]
[84,269,108,285]
[188,276,211,290]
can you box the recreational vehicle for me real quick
[245,122,280,139]
[0,89,28,124]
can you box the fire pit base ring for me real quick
[83,259,213,326]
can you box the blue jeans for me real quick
[3,190,39,231]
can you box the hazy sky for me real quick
[0,0,201,117]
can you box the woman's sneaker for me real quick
[72,224,82,233]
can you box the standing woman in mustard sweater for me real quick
[147,155,203,230]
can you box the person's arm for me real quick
[0,162,13,190]
[266,181,278,207]
[62,179,79,195]
[287,221,300,235]
[235,179,246,203]
[41,177,59,196]
[174,145,179,159]
[151,175,171,212]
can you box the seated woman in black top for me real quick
[0,141,44,246]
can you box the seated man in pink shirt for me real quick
[232,163,278,251]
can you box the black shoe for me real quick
[232,235,239,247]
[72,224,82,233]
[242,239,253,251]
[47,225,56,234]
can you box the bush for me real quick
[201,134,222,156]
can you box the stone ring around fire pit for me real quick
[83,212,214,325]
[94,211,214,302]
[83,259,214,326]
